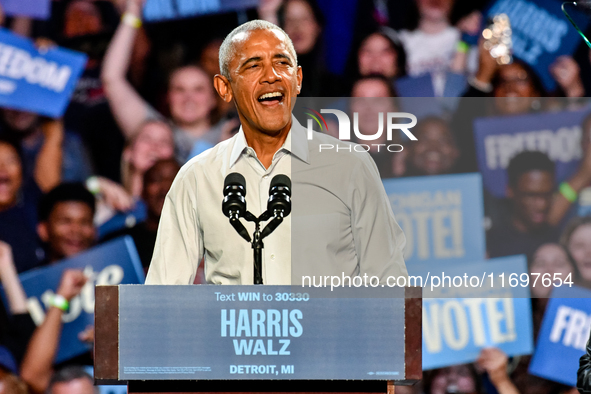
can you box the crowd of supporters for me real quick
[0,0,591,393]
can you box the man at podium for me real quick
[145,20,407,285]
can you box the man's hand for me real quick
[0,241,15,274]
[476,349,520,393]
[550,56,584,98]
[97,176,134,212]
[474,37,500,87]
[56,270,87,301]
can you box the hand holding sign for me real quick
[549,56,584,98]
[56,269,87,301]
[476,348,515,391]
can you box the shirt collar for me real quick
[229,115,310,168]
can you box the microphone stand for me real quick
[241,210,284,285]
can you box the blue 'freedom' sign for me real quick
[0,28,87,117]
[382,173,486,266]
[529,285,591,386]
[9,237,144,363]
[474,109,587,198]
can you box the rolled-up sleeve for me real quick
[349,152,408,283]
[145,165,203,284]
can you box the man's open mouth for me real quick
[258,92,284,104]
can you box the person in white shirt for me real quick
[145,20,407,285]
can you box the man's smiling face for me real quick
[217,28,302,136]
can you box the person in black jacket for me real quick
[579,336,591,393]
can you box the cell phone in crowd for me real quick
[482,13,513,65]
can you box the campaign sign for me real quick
[417,255,533,370]
[529,285,591,386]
[12,237,144,363]
[143,0,259,22]
[0,29,87,117]
[485,0,589,91]
[474,109,587,198]
[382,173,485,265]
[0,0,51,20]
[119,286,406,380]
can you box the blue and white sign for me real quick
[419,255,534,370]
[485,0,589,91]
[474,109,587,198]
[529,285,591,386]
[0,0,51,20]
[119,286,407,380]
[143,0,259,22]
[0,29,87,117]
[382,173,486,266]
[9,237,144,363]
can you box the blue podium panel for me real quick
[118,286,407,380]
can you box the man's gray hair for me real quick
[218,19,297,80]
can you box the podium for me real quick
[94,285,421,394]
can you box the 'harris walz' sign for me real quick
[119,286,407,380]
[143,0,259,22]
[0,28,87,117]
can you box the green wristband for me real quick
[457,41,470,54]
[49,294,69,312]
[560,182,578,203]
[86,176,100,195]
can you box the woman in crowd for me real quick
[101,0,223,163]
[120,120,174,198]
[529,243,574,299]
[350,75,403,179]
[260,0,338,97]
[346,28,407,95]
[96,119,175,235]
[403,116,459,177]
[399,0,462,77]
[561,216,591,289]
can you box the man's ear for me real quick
[37,222,49,243]
[214,74,233,103]
[296,66,303,95]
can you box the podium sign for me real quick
[95,285,421,385]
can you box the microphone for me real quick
[261,175,291,238]
[267,175,291,217]
[222,173,251,242]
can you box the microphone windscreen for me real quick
[270,174,291,190]
[224,172,246,189]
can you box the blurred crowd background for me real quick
[1,0,591,393]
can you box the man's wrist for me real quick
[48,294,69,312]
[122,12,142,28]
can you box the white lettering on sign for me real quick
[26,264,125,325]
[0,42,72,93]
[548,305,591,351]
[390,190,464,260]
[484,127,582,170]
[423,298,517,353]
[488,0,569,63]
